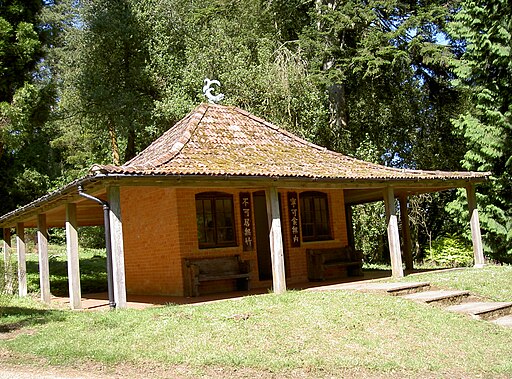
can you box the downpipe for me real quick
[77,185,116,309]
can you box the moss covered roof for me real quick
[92,103,488,181]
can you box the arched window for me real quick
[300,191,332,241]
[195,192,236,248]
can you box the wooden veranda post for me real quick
[66,203,82,309]
[37,213,51,303]
[466,184,485,268]
[3,228,13,294]
[399,195,413,271]
[108,186,127,308]
[16,222,27,297]
[384,187,404,278]
[265,186,286,294]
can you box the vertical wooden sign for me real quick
[239,192,254,251]
[288,192,301,247]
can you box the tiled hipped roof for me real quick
[92,103,488,181]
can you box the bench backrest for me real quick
[187,256,242,276]
[308,247,355,263]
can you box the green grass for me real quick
[399,265,512,302]
[1,266,511,378]
[30,244,108,296]
[2,243,108,296]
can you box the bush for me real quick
[0,256,17,296]
[79,226,105,249]
[425,235,474,267]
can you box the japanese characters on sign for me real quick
[239,192,253,251]
[288,192,301,247]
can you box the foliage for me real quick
[24,244,108,296]
[350,137,387,262]
[49,0,327,173]
[48,0,467,174]
[0,0,43,102]
[0,0,62,214]
[78,226,105,249]
[408,192,461,261]
[0,254,17,296]
[424,235,474,267]
[51,0,157,168]
[448,0,512,263]
[299,0,466,164]
[352,202,387,263]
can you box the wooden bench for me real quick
[184,255,251,297]
[306,246,363,281]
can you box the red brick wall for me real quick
[120,186,348,296]
[121,187,183,295]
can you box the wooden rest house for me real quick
[0,103,489,309]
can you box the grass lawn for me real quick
[400,265,512,302]
[1,265,511,378]
[3,243,108,296]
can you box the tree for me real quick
[54,0,157,168]
[448,0,512,263]
[138,0,326,137]
[299,0,466,163]
[0,0,61,214]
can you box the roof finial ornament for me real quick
[203,78,225,104]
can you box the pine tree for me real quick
[449,0,512,262]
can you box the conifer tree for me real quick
[0,0,60,214]
[449,0,512,262]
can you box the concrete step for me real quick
[385,282,431,296]
[446,301,512,321]
[492,315,512,328]
[401,290,470,306]
[325,281,431,295]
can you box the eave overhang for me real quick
[0,171,489,229]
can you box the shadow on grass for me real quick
[26,256,108,296]
[0,305,67,335]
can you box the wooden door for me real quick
[253,192,272,281]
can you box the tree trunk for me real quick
[108,119,121,166]
[316,0,350,153]
[124,128,136,163]
[328,82,349,151]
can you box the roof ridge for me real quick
[123,103,209,169]
[230,106,411,173]
[232,106,330,150]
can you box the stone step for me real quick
[385,282,431,296]
[492,315,512,328]
[325,281,431,295]
[401,290,470,305]
[446,301,512,321]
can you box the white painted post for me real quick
[108,186,127,308]
[265,187,286,294]
[466,184,485,268]
[3,228,13,294]
[37,214,51,303]
[16,222,27,297]
[66,203,82,309]
[399,195,413,271]
[384,187,404,278]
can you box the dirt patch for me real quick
[0,347,507,379]
[0,324,37,340]
[0,360,508,379]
